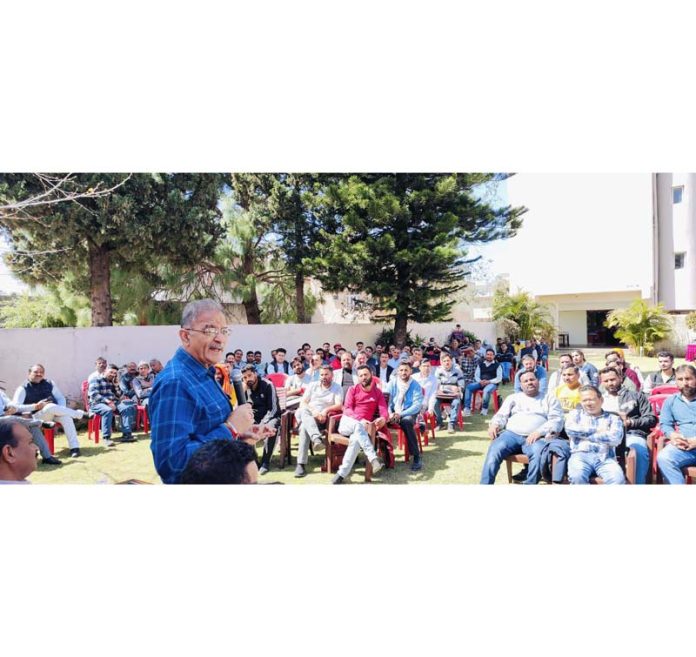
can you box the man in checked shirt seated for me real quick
[565,384,625,484]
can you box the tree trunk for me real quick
[295,271,307,323]
[393,312,408,348]
[88,241,113,326]
[241,250,262,324]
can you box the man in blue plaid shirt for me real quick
[565,384,625,484]
[149,299,267,484]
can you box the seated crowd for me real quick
[2,318,694,486]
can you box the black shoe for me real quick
[512,466,529,483]
[42,456,62,465]
[332,474,344,484]
[294,464,306,478]
[120,434,136,443]
[410,459,423,472]
[70,448,81,458]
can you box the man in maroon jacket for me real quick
[332,365,387,484]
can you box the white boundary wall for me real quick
[0,321,498,402]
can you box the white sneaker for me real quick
[480,407,489,416]
[75,409,86,420]
[371,458,384,474]
[463,408,472,417]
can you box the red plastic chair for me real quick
[136,405,149,434]
[648,394,671,417]
[266,373,288,388]
[472,388,501,413]
[81,380,101,444]
[43,426,55,454]
[437,398,464,430]
[650,385,679,396]
[389,421,424,462]
[422,411,437,444]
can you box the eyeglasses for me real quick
[182,326,231,338]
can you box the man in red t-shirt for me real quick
[333,365,388,484]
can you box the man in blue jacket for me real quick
[386,362,424,471]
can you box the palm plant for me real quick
[492,289,555,341]
[604,299,672,356]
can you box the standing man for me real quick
[13,364,85,458]
[480,371,564,485]
[294,365,343,478]
[89,363,138,447]
[656,364,696,484]
[241,364,282,476]
[643,351,677,394]
[566,385,625,484]
[386,362,425,471]
[149,300,261,484]
[599,366,656,485]
[332,365,387,484]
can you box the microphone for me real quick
[231,368,247,408]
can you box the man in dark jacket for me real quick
[241,365,282,475]
[599,366,657,484]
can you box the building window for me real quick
[672,186,684,204]
[675,252,685,269]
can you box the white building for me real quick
[490,173,694,347]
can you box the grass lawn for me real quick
[27,349,689,485]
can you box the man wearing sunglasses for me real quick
[149,299,272,484]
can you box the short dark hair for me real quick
[0,419,22,452]
[320,364,334,373]
[485,348,495,355]
[398,361,413,370]
[107,363,119,371]
[519,370,538,381]
[276,348,287,354]
[579,384,602,398]
[355,364,371,373]
[562,365,580,374]
[254,351,262,356]
[599,366,622,378]
[676,364,696,377]
[657,351,674,360]
[241,364,257,374]
[179,440,257,484]
[225,352,234,359]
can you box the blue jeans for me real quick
[568,452,625,484]
[626,432,650,485]
[434,395,461,427]
[480,430,539,485]
[499,362,512,382]
[92,401,136,438]
[657,443,696,484]
[465,382,497,411]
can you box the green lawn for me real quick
[27,349,688,485]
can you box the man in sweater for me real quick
[294,365,343,478]
[434,352,465,433]
[386,362,425,472]
[480,370,564,484]
[656,364,696,484]
[332,365,387,484]
[464,348,503,416]
[642,351,677,394]
[566,385,625,484]
[241,364,282,476]
[599,366,656,484]
[13,363,85,458]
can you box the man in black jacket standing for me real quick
[599,366,657,484]
[241,365,282,476]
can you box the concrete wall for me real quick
[0,320,498,402]
[558,310,587,346]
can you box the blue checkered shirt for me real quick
[150,347,234,484]
[565,408,624,459]
[88,375,123,407]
